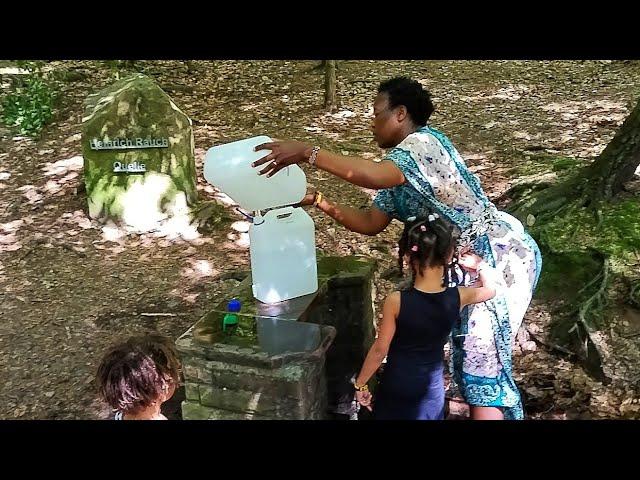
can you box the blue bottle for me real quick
[222,298,242,333]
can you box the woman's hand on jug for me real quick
[298,188,317,207]
[253,140,313,177]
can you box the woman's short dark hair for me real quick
[378,77,434,126]
[96,334,181,415]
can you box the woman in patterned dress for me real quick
[253,77,542,420]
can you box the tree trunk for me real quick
[509,98,640,221]
[505,100,640,386]
[324,60,337,111]
[582,97,640,199]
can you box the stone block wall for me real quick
[177,256,376,420]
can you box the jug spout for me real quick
[253,210,265,226]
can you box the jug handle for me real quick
[235,207,265,226]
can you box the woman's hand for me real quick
[458,252,484,272]
[252,140,312,177]
[297,188,317,207]
[355,390,373,411]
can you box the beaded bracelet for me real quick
[308,146,320,165]
[312,191,323,208]
[354,382,369,392]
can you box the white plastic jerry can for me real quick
[204,136,318,304]
[249,206,317,303]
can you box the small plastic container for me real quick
[222,298,241,333]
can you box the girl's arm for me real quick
[458,256,498,308]
[354,292,400,387]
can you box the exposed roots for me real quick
[630,281,640,308]
[568,258,611,355]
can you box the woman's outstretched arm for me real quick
[301,190,392,235]
[253,141,405,190]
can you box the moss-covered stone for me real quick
[181,401,277,420]
[317,254,376,281]
[189,256,374,348]
[198,385,303,417]
[177,255,375,419]
[81,74,198,231]
[184,382,200,402]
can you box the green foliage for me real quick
[552,156,582,173]
[535,199,640,258]
[1,61,57,137]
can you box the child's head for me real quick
[96,334,181,416]
[398,214,459,276]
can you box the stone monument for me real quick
[81,73,198,232]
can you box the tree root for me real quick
[568,258,611,357]
[494,180,554,205]
[630,282,640,308]
[579,257,610,325]
[526,327,577,359]
[506,170,594,224]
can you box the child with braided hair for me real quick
[354,215,498,419]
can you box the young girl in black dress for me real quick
[354,214,498,419]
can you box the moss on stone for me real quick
[191,255,376,349]
[317,255,376,282]
[81,74,198,228]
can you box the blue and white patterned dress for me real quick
[373,126,542,420]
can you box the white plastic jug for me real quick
[250,206,317,303]
[203,135,306,212]
[203,136,318,304]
